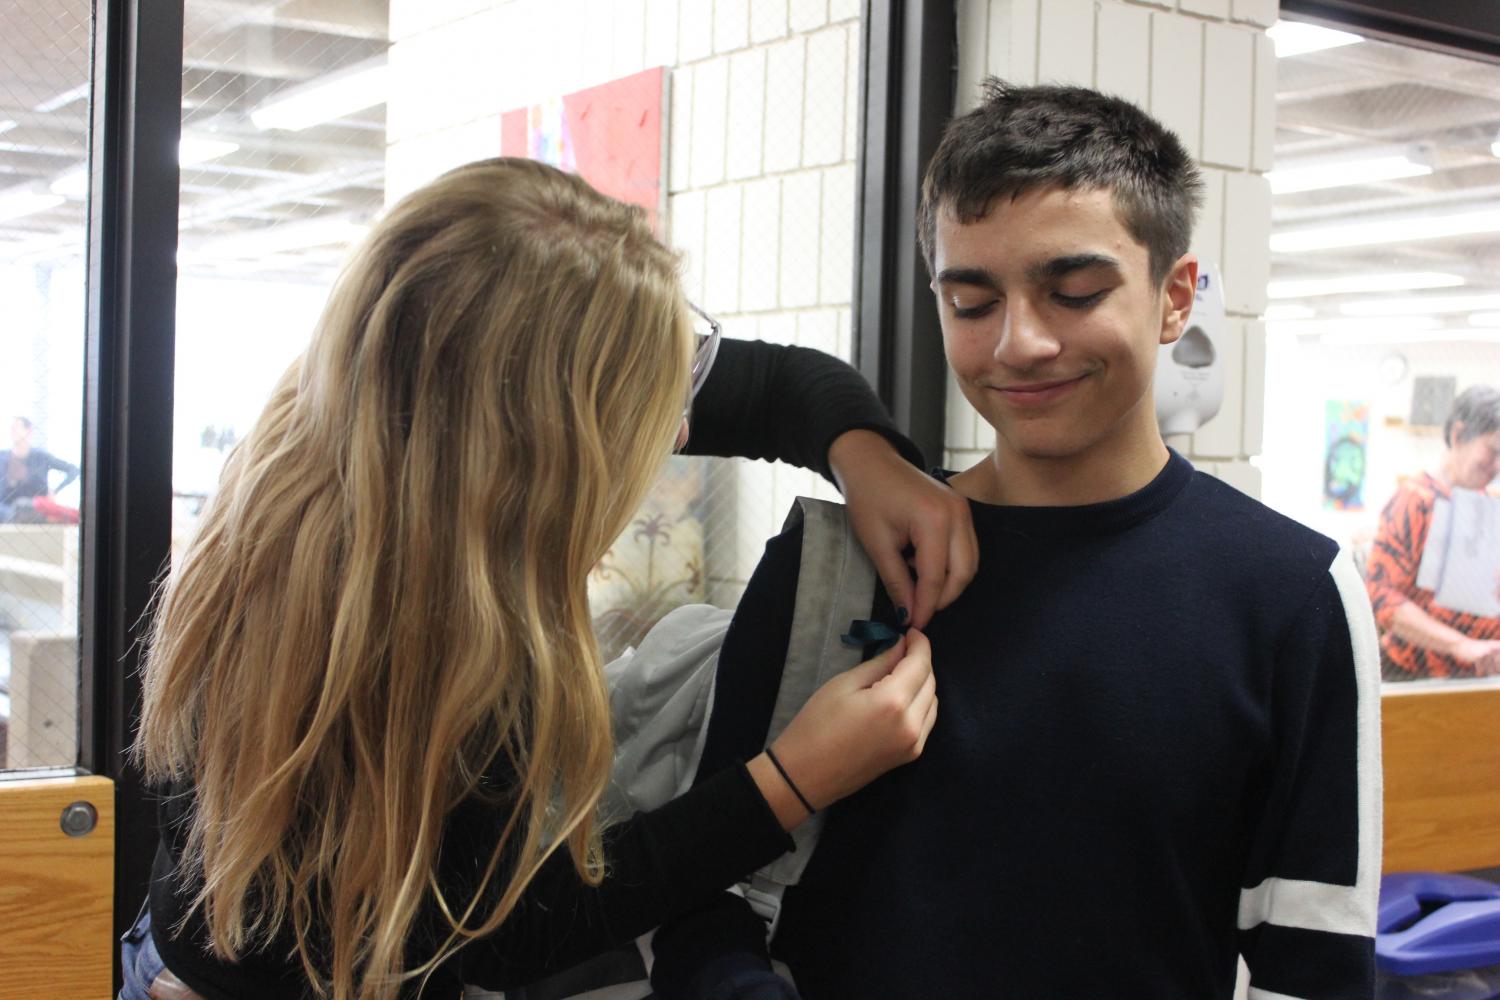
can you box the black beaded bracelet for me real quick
[764,746,816,816]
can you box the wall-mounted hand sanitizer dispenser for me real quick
[1154,262,1226,436]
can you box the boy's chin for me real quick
[997,426,1098,462]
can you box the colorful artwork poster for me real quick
[1323,400,1370,511]
[501,67,664,232]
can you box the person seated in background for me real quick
[652,81,1383,1000]
[0,416,80,523]
[1365,384,1500,679]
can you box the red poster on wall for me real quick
[501,67,665,233]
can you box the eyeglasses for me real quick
[687,301,722,401]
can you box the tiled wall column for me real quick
[946,0,1277,498]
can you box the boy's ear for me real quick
[1159,254,1198,346]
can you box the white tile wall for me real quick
[741,178,782,311]
[820,164,856,304]
[1241,319,1266,455]
[705,185,745,311]
[779,170,822,307]
[829,0,860,21]
[1222,170,1272,315]
[669,66,694,191]
[1194,167,1227,273]
[1038,0,1096,88]
[1096,3,1151,108]
[679,0,715,61]
[689,57,730,187]
[389,0,493,42]
[614,0,649,76]
[716,0,752,53]
[646,0,682,66]
[988,0,1040,86]
[803,27,849,166]
[727,48,769,179]
[1191,317,1245,458]
[580,0,616,84]
[1202,23,1255,169]
[844,23,861,159]
[797,308,840,356]
[764,37,808,171]
[751,0,790,44]
[1231,0,1278,28]
[670,190,709,301]
[1251,33,1277,172]
[956,0,991,114]
[1181,0,1232,19]
[1150,14,1204,156]
[789,0,829,33]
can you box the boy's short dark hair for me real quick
[1444,384,1500,447]
[918,80,1204,287]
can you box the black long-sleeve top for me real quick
[149,339,920,998]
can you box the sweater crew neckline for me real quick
[939,449,1193,539]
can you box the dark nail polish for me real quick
[897,606,909,624]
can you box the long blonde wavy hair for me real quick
[135,158,692,999]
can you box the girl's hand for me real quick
[828,430,978,629]
[748,630,937,831]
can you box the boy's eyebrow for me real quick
[934,266,1000,289]
[934,254,1124,290]
[1028,253,1123,282]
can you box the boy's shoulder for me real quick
[1180,465,1343,581]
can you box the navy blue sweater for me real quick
[673,452,1381,1000]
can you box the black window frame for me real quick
[853,0,955,468]
[80,0,182,985]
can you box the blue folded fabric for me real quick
[840,619,902,654]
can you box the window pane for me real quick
[1260,25,1500,685]
[173,3,390,551]
[0,1,91,770]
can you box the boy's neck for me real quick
[952,425,1172,508]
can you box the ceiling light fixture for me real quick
[1271,207,1500,253]
[49,168,87,199]
[1319,328,1500,347]
[1267,272,1464,299]
[250,57,388,132]
[197,218,369,259]
[1268,154,1431,195]
[1341,293,1500,317]
[34,83,89,113]
[179,136,240,166]
[1266,21,1363,59]
[0,120,16,136]
[1267,316,1441,338]
[1264,304,1317,321]
[48,136,239,201]
[0,189,66,222]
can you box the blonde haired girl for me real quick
[125,158,971,1000]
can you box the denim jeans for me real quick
[119,902,165,1000]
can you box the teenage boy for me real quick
[653,81,1382,1000]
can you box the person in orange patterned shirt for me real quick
[1365,385,1500,679]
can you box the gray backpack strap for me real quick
[746,496,877,932]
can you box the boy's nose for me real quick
[994,301,1063,367]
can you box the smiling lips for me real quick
[991,372,1092,406]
